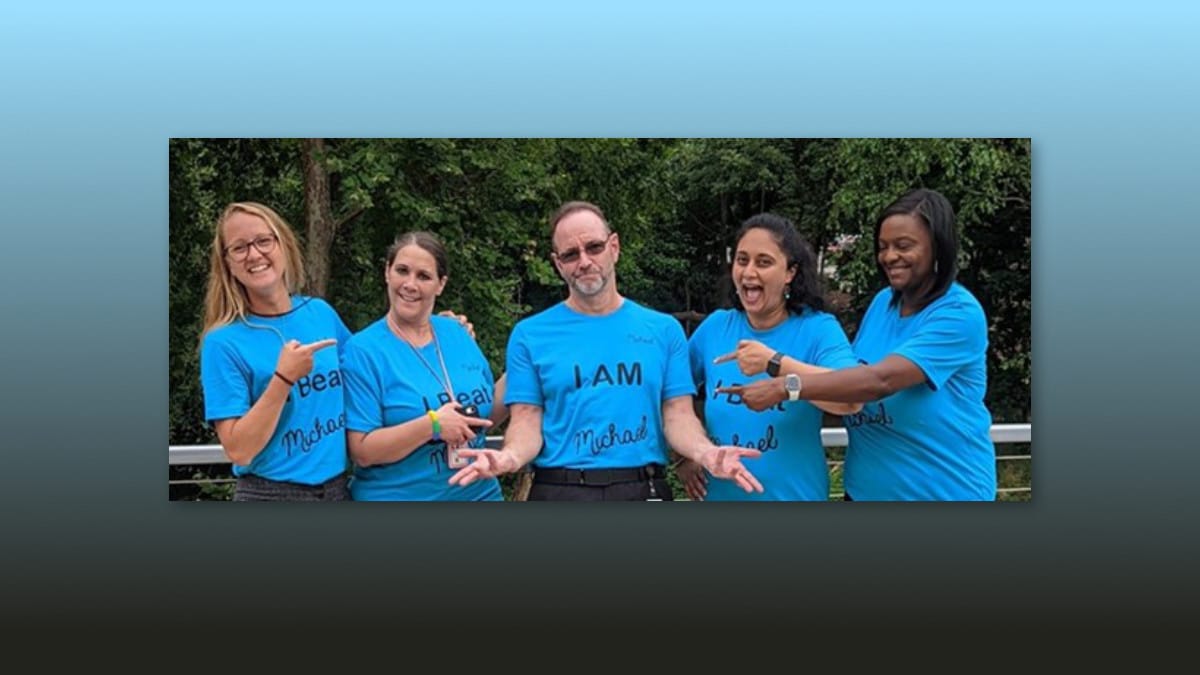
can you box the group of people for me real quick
[198,188,997,502]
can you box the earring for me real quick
[935,261,940,274]
[784,288,791,300]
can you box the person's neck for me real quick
[746,305,789,331]
[899,279,937,317]
[566,288,624,316]
[388,311,433,346]
[247,288,292,316]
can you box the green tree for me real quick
[169,138,1031,500]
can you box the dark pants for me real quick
[233,473,350,502]
[529,465,673,502]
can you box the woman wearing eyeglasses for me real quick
[676,213,861,501]
[340,231,508,501]
[199,202,353,501]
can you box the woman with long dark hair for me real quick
[679,213,860,501]
[720,189,996,500]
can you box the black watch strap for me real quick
[766,351,783,377]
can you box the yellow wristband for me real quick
[427,410,441,441]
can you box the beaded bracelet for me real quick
[427,409,442,441]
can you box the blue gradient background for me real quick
[2,2,1196,632]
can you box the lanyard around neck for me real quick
[387,314,455,400]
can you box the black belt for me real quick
[239,472,347,490]
[533,464,664,487]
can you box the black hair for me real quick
[728,213,825,314]
[874,188,958,309]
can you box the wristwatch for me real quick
[784,373,802,402]
[766,351,784,377]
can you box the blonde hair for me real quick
[201,202,306,338]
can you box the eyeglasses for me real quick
[554,233,613,264]
[224,234,278,261]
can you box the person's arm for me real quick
[722,294,987,412]
[673,393,710,500]
[214,338,338,466]
[349,402,492,468]
[448,403,542,486]
[674,453,709,500]
[776,355,862,415]
[661,395,720,463]
[497,402,542,467]
[717,354,928,412]
[713,339,861,415]
[488,373,510,427]
[662,395,763,493]
[213,375,292,466]
[348,416,434,467]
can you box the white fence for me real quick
[169,423,1031,465]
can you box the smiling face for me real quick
[385,244,447,325]
[221,210,286,299]
[552,208,618,298]
[877,213,935,297]
[733,227,795,323]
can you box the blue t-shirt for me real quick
[843,283,996,500]
[342,315,502,501]
[505,299,695,469]
[689,308,858,501]
[200,296,352,485]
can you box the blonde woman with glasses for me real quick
[199,202,352,501]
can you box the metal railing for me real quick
[170,423,1032,496]
[169,423,1031,465]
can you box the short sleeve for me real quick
[893,299,987,390]
[662,318,697,401]
[334,313,353,358]
[687,316,711,391]
[808,313,859,371]
[342,340,385,433]
[503,322,543,407]
[200,334,251,422]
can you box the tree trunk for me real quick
[302,138,335,297]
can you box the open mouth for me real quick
[247,263,271,274]
[740,284,764,304]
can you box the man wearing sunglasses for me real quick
[449,201,764,500]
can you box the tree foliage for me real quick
[169,138,1031,450]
